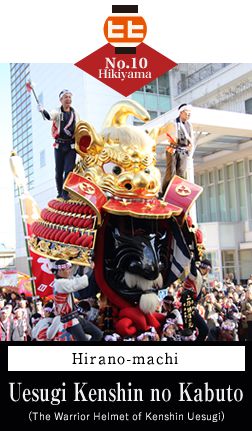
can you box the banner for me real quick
[29,250,54,298]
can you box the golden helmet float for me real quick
[30,100,204,337]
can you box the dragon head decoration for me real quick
[74,99,161,199]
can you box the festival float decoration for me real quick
[28,99,204,336]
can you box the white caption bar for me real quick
[8,346,245,372]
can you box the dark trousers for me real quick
[54,145,76,198]
[162,151,188,194]
[66,323,90,341]
[66,317,103,342]
[79,316,103,340]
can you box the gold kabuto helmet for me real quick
[74,99,161,199]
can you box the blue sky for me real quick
[0,64,15,248]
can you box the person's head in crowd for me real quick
[51,260,72,279]
[44,301,54,309]
[30,313,42,327]
[245,287,252,301]
[213,288,219,297]
[198,259,212,276]
[162,295,174,313]
[226,297,234,308]
[220,320,235,341]
[224,276,234,287]
[19,299,27,308]
[216,293,224,302]
[136,327,160,341]
[235,284,244,292]
[43,303,55,318]
[168,284,175,296]
[104,333,121,342]
[10,292,18,300]
[162,319,178,339]
[36,300,43,311]
[228,273,235,282]
[240,291,246,302]
[222,296,229,305]
[0,308,8,321]
[78,300,91,313]
[0,296,6,309]
[205,293,215,304]
[123,336,136,341]
[4,304,13,317]
[14,308,23,319]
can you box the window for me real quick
[248,160,252,220]
[209,170,214,184]
[148,111,158,120]
[157,72,170,95]
[208,185,217,220]
[218,182,227,221]
[226,164,237,222]
[208,170,216,221]
[205,251,220,281]
[227,163,234,179]
[237,160,244,177]
[236,160,247,221]
[217,168,227,222]
[218,168,223,181]
[199,174,205,186]
[196,173,207,222]
[221,250,236,279]
[245,97,252,114]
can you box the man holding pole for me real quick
[26,82,78,200]
[38,90,79,200]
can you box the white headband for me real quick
[59,90,72,99]
[163,319,177,332]
[104,333,121,341]
[55,262,72,270]
[179,104,192,113]
[136,330,157,341]
[221,321,235,331]
[181,332,196,341]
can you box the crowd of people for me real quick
[1,267,251,342]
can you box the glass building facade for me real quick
[10,63,33,192]
[195,158,252,282]
[195,158,252,224]
[132,71,171,122]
